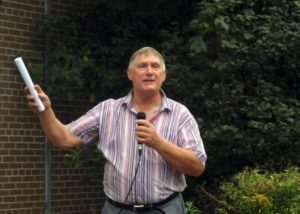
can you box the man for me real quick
[25,47,207,214]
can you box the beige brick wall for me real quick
[0,0,103,213]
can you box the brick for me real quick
[16,183,29,189]
[22,163,34,168]
[23,176,35,182]
[9,202,23,209]
[9,135,22,141]
[9,163,22,168]
[9,176,22,182]
[9,149,22,156]
[0,176,9,183]
[0,203,9,209]
[1,0,104,213]
[3,183,16,189]
[28,182,41,188]
[23,189,34,195]
[2,21,15,28]
[22,136,34,142]
[15,156,28,162]
[22,202,35,208]
[2,143,15,149]
[0,136,9,142]
[3,156,15,162]
[15,143,28,149]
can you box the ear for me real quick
[127,69,132,80]
[162,71,166,82]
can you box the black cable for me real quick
[118,151,142,214]
[117,150,166,214]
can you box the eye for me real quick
[152,63,160,69]
[138,63,147,68]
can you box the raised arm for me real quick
[25,85,83,149]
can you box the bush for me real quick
[217,167,300,214]
[187,0,300,181]
[185,201,202,214]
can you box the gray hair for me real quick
[127,47,166,72]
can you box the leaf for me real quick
[214,16,229,31]
[190,35,207,53]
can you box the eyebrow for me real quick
[137,62,160,66]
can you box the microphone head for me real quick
[136,112,146,120]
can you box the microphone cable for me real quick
[118,112,146,214]
[117,146,166,214]
[118,112,165,214]
[117,150,142,214]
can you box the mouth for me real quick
[143,79,155,83]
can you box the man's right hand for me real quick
[24,84,83,149]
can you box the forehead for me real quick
[134,52,160,64]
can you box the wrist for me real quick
[152,136,166,151]
[38,106,53,118]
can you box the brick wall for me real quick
[0,0,103,213]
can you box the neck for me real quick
[133,90,162,116]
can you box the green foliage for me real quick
[187,0,300,179]
[185,201,202,214]
[38,3,141,99]
[216,167,300,214]
[166,1,300,211]
[34,1,196,100]
[64,145,105,180]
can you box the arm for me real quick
[154,138,205,177]
[136,120,205,177]
[25,85,83,149]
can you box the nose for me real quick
[145,65,154,75]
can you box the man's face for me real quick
[127,53,166,94]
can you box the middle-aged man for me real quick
[25,47,207,214]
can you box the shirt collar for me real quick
[122,90,171,112]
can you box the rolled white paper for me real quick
[14,57,45,112]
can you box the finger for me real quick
[26,93,35,101]
[136,120,149,127]
[136,125,148,136]
[136,124,148,133]
[34,84,43,93]
[136,133,148,142]
[27,97,39,111]
[24,86,30,94]
[34,85,47,102]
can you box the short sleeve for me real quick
[178,112,207,166]
[67,103,101,145]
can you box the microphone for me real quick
[136,112,146,156]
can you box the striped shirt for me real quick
[67,91,207,204]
